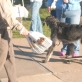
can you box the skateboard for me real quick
[60,56,82,64]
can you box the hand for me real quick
[63,0,68,3]
[47,6,51,13]
[20,28,29,36]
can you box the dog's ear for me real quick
[42,18,49,26]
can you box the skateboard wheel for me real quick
[66,60,71,64]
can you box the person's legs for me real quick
[66,9,81,56]
[4,30,17,82]
[0,29,17,82]
[0,29,8,71]
[56,9,81,56]
[37,12,43,33]
[30,2,37,31]
[56,9,67,55]
[36,1,43,33]
[30,1,43,33]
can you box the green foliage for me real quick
[13,7,50,38]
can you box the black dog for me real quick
[42,16,82,63]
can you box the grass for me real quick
[13,7,50,38]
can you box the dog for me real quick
[42,16,82,63]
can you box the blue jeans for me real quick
[30,1,43,33]
[56,9,81,54]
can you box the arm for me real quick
[47,0,54,13]
[0,0,28,35]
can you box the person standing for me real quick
[30,0,43,33]
[47,0,81,57]
[0,0,28,82]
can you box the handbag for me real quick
[26,31,52,54]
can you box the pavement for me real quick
[0,38,82,82]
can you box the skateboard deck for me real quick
[60,56,82,64]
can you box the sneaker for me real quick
[72,53,79,57]
[58,52,66,56]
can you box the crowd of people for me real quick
[0,0,82,82]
